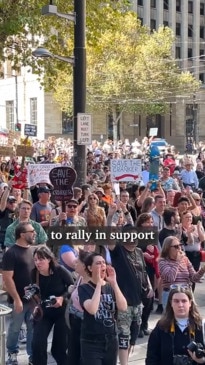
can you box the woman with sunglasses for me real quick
[78,252,127,365]
[159,236,205,309]
[83,193,107,227]
[31,246,74,365]
[146,286,205,365]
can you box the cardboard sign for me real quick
[27,163,61,187]
[0,146,13,156]
[24,124,37,137]
[110,159,142,182]
[16,145,34,157]
[49,167,77,201]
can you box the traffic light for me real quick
[15,123,21,131]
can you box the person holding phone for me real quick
[78,253,127,365]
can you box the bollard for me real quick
[0,304,12,365]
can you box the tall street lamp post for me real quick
[33,0,86,186]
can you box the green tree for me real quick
[52,14,200,140]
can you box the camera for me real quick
[23,284,40,301]
[173,355,192,365]
[44,296,57,308]
[187,341,205,359]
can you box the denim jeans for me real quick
[162,290,170,310]
[81,334,118,365]
[6,302,33,356]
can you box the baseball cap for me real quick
[66,199,78,205]
[7,196,17,203]
[37,186,50,194]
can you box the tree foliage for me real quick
[0,0,200,139]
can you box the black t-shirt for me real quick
[31,265,74,316]
[78,282,116,337]
[159,228,176,248]
[110,245,144,306]
[2,244,35,303]
[0,208,15,243]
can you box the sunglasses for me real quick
[23,230,35,234]
[67,205,77,208]
[170,284,191,291]
[89,197,97,200]
[170,244,182,249]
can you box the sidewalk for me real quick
[1,280,205,365]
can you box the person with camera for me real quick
[31,246,74,365]
[2,222,36,365]
[146,286,205,365]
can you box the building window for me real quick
[62,112,73,134]
[200,49,204,57]
[200,3,205,15]
[164,0,169,10]
[30,97,37,125]
[6,101,14,130]
[163,21,169,27]
[188,48,193,58]
[138,0,143,5]
[151,0,156,8]
[176,47,181,59]
[150,19,156,32]
[199,73,205,83]
[188,25,193,37]
[176,0,181,12]
[176,23,181,36]
[200,26,205,39]
[138,17,143,25]
[188,1,193,13]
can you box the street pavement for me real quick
[1,279,205,365]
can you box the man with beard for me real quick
[159,208,181,248]
[3,222,36,365]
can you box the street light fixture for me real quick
[32,0,86,187]
[32,47,75,65]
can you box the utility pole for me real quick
[73,0,86,186]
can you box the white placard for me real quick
[77,113,92,145]
[110,159,142,182]
[27,163,61,187]
[149,128,158,137]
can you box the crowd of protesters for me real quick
[1,136,205,365]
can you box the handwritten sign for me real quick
[16,145,34,157]
[49,167,77,201]
[110,159,142,182]
[77,113,92,145]
[27,163,61,187]
[0,146,13,156]
[24,124,37,137]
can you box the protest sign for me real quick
[49,167,77,201]
[24,124,37,137]
[0,146,13,156]
[27,163,60,187]
[110,159,141,182]
[16,145,34,157]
